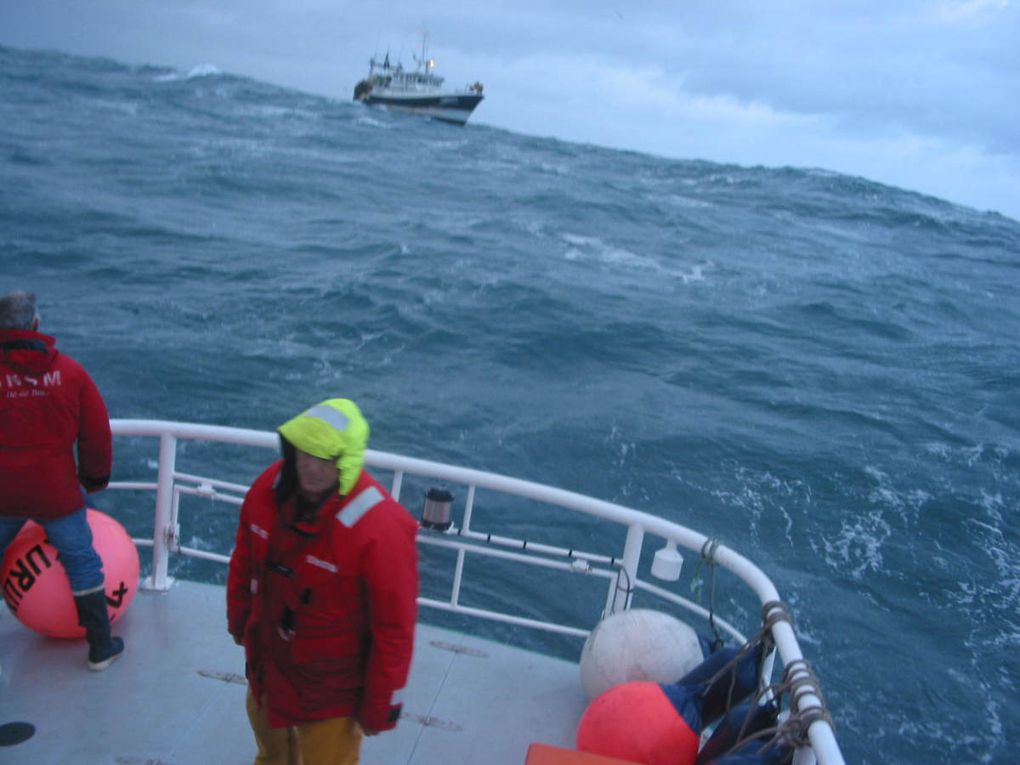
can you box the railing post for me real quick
[462,485,476,532]
[142,432,177,591]
[451,549,466,607]
[389,470,404,502]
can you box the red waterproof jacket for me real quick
[227,461,419,731]
[0,329,112,519]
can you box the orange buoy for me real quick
[576,681,700,765]
[1,509,140,638]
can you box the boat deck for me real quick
[0,580,588,765]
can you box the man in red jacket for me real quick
[0,291,124,670]
[228,398,419,765]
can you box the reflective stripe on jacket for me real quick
[227,461,419,730]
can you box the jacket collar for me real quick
[0,329,57,372]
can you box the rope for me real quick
[782,659,835,743]
[707,604,835,760]
[701,537,721,564]
[762,599,794,631]
[693,581,784,710]
[725,721,788,759]
[697,620,774,718]
[695,538,725,650]
[718,664,834,759]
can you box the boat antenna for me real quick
[414,27,429,71]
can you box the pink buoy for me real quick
[576,681,699,765]
[1,509,140,639]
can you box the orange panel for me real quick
[524,742,641,765]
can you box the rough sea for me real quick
[2,45,1019,765]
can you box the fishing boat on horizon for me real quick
[353,43,484,125]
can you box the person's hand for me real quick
[357,720,382,737]
[79,475,109,493]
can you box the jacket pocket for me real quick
[289,632,365,711]
[296,574,365,633]
[290,630,364,668]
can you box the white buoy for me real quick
[579,608,703,700]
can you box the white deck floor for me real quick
[0,580,589,765]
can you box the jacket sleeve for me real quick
[357,505,419,732]
[226,485,256,640]
[76,366,112,492]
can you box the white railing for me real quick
[108,419,845,765]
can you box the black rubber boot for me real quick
[73,590,125,671]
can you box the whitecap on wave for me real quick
[152,64,223,83]
[560,232,656,268]
[354,114,393,129]
[559,231,708,284]
[663,193,711,209]
[820,509,892,580]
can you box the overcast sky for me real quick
[2,0,1018,221]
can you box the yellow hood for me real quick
[277,398,370,495]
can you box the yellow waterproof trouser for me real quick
[247,690,363,765]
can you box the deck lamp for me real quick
[651,541,684,581]
[421,487,454,531]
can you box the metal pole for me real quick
[142,432,176,591]
[462,484,477,533]
[390,470,404,502]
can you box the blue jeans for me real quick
[0,507,104,593]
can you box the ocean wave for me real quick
[6,45,1020,765]
[152,63,223,82]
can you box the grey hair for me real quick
[0,291,40,330]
